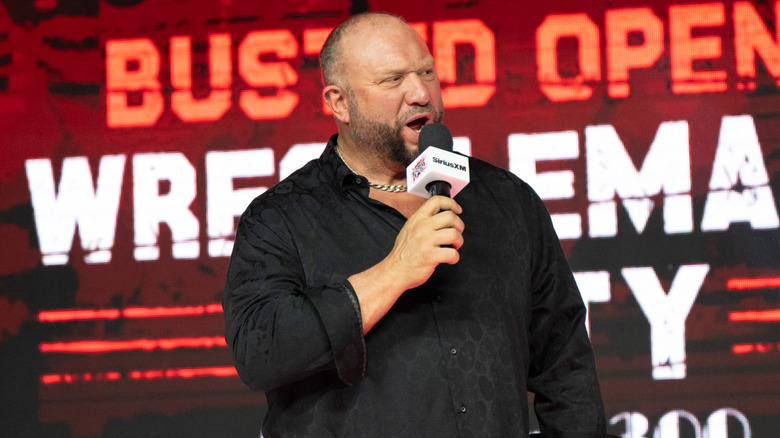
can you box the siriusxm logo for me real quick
[432,157,467,172]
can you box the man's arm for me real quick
[349,195,464,333]
[223,202,364,390]
[524,188,607,437]
[223,195,464,391]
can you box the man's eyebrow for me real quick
[377,61,436,77]
[377,68,407,77]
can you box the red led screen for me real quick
[1,0,778,436]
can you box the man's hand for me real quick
[386,195,464,290]
[348,196,464,333]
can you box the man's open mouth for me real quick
[405,114,430,133]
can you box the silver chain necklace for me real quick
[334,146,407,193]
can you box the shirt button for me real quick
[460,405,467,413]
[450,348,458,355]
[355,177,363,184]
[435,295,442,302]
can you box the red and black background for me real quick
[1,0,778,437]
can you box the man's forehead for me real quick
[343,24,429,65]
[343,15,420,47]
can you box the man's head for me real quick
[320,12,444,167]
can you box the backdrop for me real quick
[1,0,778,436]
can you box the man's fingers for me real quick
[429,227,464,250]
[414,195,462,218]
[427,210,465,234]
[386,195,465,290]
[435,245,461,265]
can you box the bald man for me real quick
[224,12,606,437]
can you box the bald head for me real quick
[320,12,420,88]
[319,11,443,165]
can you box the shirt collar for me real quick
[321,134,370,194]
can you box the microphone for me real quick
[406,123,470,198]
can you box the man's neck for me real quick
[336,136,407,187]
[335,135,427,219]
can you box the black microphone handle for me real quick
[426,180,452,197]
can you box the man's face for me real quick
[347,87,442,167]
[341,20,445,166]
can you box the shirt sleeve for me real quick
[223,201,366,392]
[523,187,607,437]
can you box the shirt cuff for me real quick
[305,282,366,385]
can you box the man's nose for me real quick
[404,73,431,106]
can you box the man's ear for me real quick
[323,85,350,124]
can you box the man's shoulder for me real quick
[467,155,508,175]
[245,155,333,214]
[466,155,533,194]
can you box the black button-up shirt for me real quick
[224,135,606,437]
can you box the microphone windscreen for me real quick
[419,123,453,153]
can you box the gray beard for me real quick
[347,93,443,167]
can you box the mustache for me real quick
[396,103,443,127]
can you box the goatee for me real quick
[348,94,443,167]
